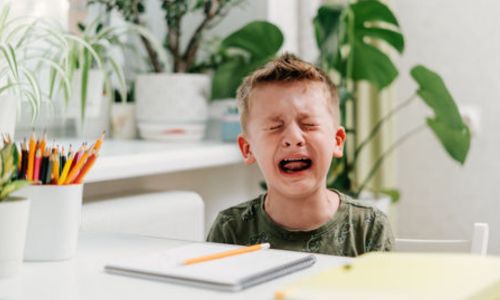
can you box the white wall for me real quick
[393,0,500,254]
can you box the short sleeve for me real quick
[366,210,395,252]
[206,213,234,244]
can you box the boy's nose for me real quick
[282,124,305,148]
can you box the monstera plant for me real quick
[192,20,284,101]
[314,0,470,200]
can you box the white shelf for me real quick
[72,140,243,183]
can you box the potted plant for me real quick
[0,4,75,139]
[89,0,244,141]
[193,20,284,141]
[111,84,137,139]
[65,17,159,138]
[0,139,30,277]
[313,0,471,211]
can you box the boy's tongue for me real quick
[284,161,308,170]
[280,158,312,172]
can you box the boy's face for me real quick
[238,81,346,199]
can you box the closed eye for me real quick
[269,124,282,130]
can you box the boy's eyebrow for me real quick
[264,113,316,122]
[265,115,283,122]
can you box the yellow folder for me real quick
[275,252,500,300]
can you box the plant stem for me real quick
[353,93,417,163]
[355,123,426,197]
[181,0,232,72]
[140,35,163,72]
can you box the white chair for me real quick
[395,223,489,256]
[81,191,205,241]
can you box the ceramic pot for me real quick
[14,184,83,261]
[0,197,30,278]
[135,73,209,141]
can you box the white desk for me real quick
[0,232,351,300]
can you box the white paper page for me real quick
[107,243,314,285]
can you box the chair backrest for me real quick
[81,191,205,241]
[395,223,489,256]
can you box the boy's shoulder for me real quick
[216,195,263,224]
[337,191,390,222]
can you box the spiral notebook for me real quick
[104,243,316,292]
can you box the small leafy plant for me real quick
[0,140,29,201]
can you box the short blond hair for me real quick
[236,53,339,132]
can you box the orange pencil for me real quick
[38,130,46,153]
[182,243,271,266]
[17,142,22,172]
[65,149,89,184]
[73,152,98,184]
[58,152,74,185]
[52,152,60,183]
[90,131,105,152]
[26,130,36,181]
[33,149,42,182]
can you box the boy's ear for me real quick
[237,134,256,165]
[333,127,346,158]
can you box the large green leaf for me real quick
[211,56,247,100]
[221,21,283,58]
[211,56,268,100]
[345,0,404,89]
[314,5,343,49]
[427,118,470,164]
[212,21,284,100]
[411,65,471,164]
[351,38,398,89]
[357,28,404,53]
[314,5,343,71]
[350,0,399,27]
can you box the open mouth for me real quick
[279,157,313,173]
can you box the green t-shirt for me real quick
[206,191,394,257]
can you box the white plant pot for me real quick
[0,197,30,278]
[13,184,83,261]
[66,70,108,139]
[0,94,17,144]
[135,73,209,141]
[111,102,137,139]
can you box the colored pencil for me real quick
[33,149,42,182]
[65,148,89,184]
[27,131,36,181]
[58,152,74,185]
[182,243,271,266]
[73,151,98,184]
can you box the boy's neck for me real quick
[264,188,340,231]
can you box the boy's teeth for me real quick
[284,157,307,162]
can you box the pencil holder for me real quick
[13,184,83,261]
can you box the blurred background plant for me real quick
[88,0,245,73]
[67,16,162,120]
[192,20,284,101]
[0,4,74,120]
[314,0,471,200]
